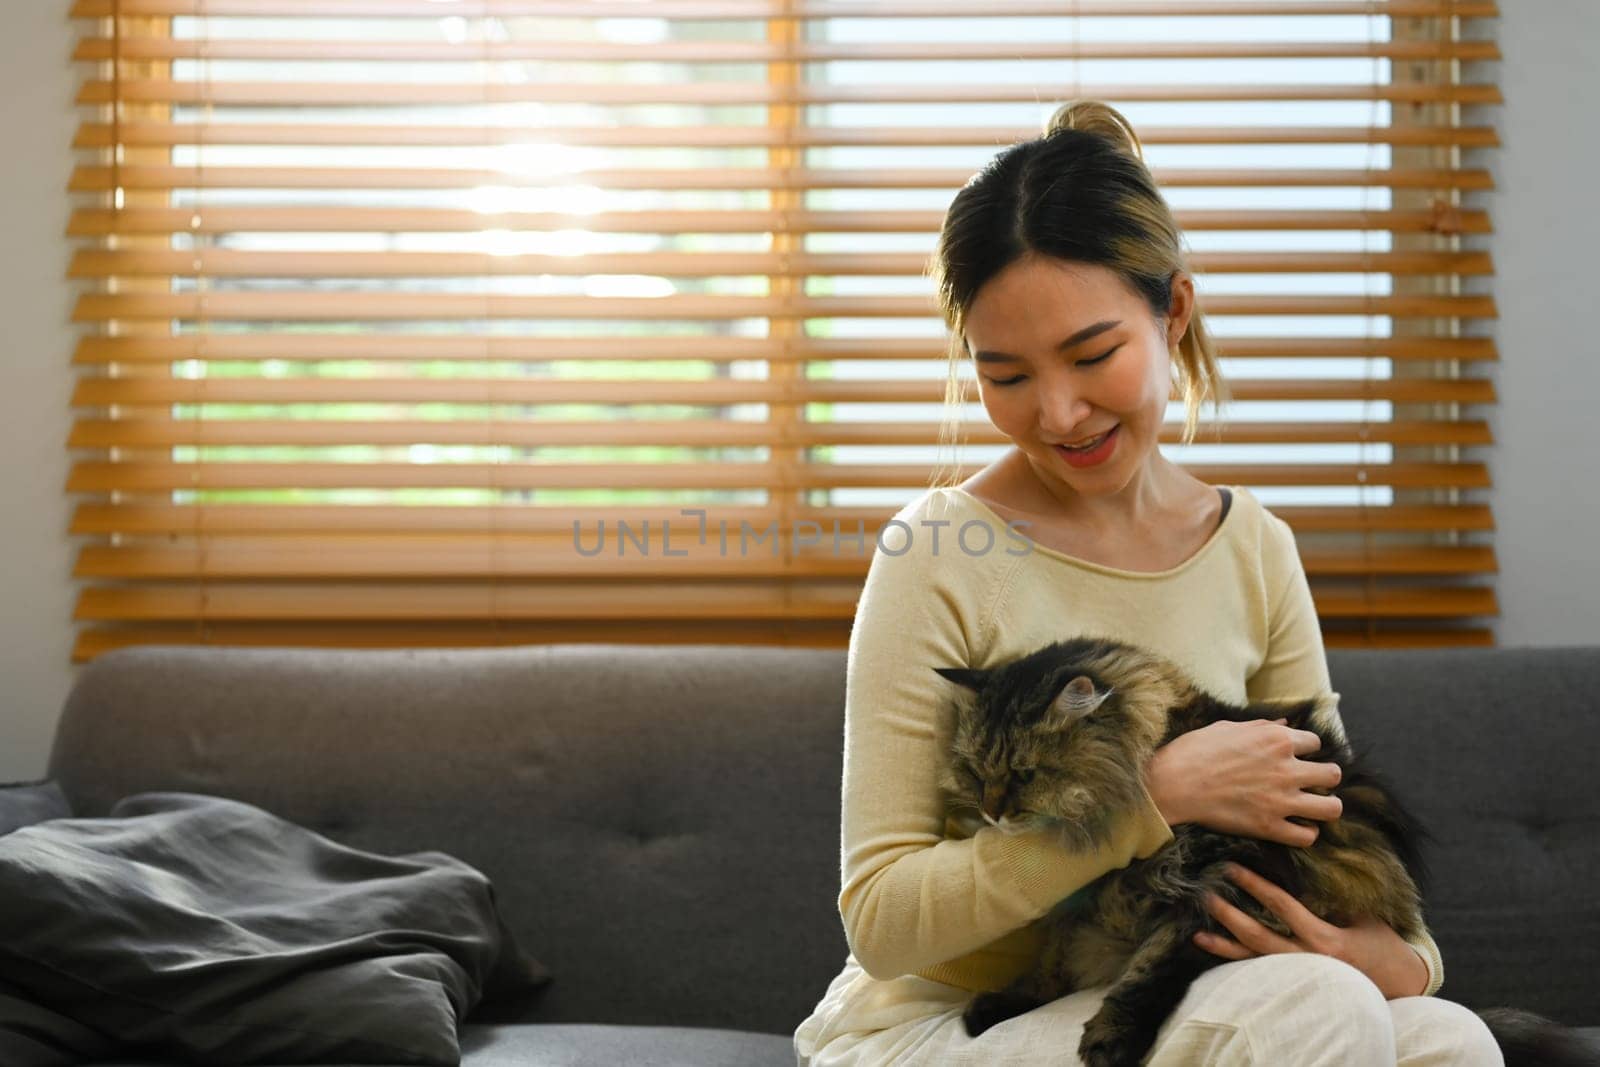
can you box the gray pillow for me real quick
[0,780,70,837]
[0,792,549,1065]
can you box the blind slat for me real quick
[67,622,1496,665]
[68,418,1494,450]
[72,292,1500,322]
[67,461,1492,492]
[74,335,1500,364]
[78,79,1505,107]
[67,621,859,663]
[69,581,1497,623]
[68,207,1496,236]
[74,122,1501,149]
[70,249,1497,279]
[71,165,1496,193]
[70,378,1499,407]
[75,581,865,621]
[69,0,1502,18]
[70,503,1497,537]
[75,540,1498,580]
[76,37,1502,63]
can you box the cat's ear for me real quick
[1045,674,1111,728]
[933,666,989,691]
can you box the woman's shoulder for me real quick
[852,488,1022,659]
[869,486,1023,576]
[1220,487,1308,585]
[890,483,972,519]
[1229,486,1292,546]
[881,484,996,532]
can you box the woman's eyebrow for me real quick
[971,319,1122,363]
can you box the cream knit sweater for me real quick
[837,484,1444,997]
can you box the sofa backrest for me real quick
[48,643,1599,1033]
[1325,645,1599,1025]
[49,644,850,1036]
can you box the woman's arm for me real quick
[1229,511,1444,997]
[837,499,1175,980]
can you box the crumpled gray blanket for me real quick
[0,792,549,1066]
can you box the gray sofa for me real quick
[30,642,1600,1064]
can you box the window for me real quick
[69,0,1499,659]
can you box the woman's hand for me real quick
[1143,718,1342,847]
[1194,863,1430,1000]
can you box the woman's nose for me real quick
[1037,382,1092,437]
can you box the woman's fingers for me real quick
[1225,864,1300,920]
[1201,884,1298,955]
[1258,817,1316,847]
[1193,927,1255,960]
[1286,727,1323,757]
[1222,864,1338,955]
[1288,760,1343,824]
[1296,791,1343,822]
[1302,760,1342,790]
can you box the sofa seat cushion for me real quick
[74,1021,1600,1066]
[459,1024,794,1066]
[77,1023,796,1067]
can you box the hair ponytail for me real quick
[1045,99,1147,162]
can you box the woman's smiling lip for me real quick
[1052,424,1118,447]
[1052,425,1121,468]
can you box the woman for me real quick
[792,101,1501,1065]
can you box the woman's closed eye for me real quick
[984,345,1120,386]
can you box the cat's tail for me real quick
[1478,1006,1600,1067]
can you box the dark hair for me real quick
[928,100,1227,486]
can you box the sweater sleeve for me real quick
[1246,510,1445,998]
[837,502,1176,981]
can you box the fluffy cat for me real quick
[934,636,1595,1067]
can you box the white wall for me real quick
[2,4,1596,780]
[1479,2,1600,646]
[2,3,77,782]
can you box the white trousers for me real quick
[794,952,1503,1066]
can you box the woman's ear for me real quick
[1165,271,1196,348]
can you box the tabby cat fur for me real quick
[934,636,1596,1067]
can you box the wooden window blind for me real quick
[67,0,1500,662]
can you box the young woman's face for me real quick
[963,255,1192,499]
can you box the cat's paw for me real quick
[961,990,1039,1038]
[1078,1013,1156,1067]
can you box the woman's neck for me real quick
[1007,448,1199,540]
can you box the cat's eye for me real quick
[1016,769,1037,785]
